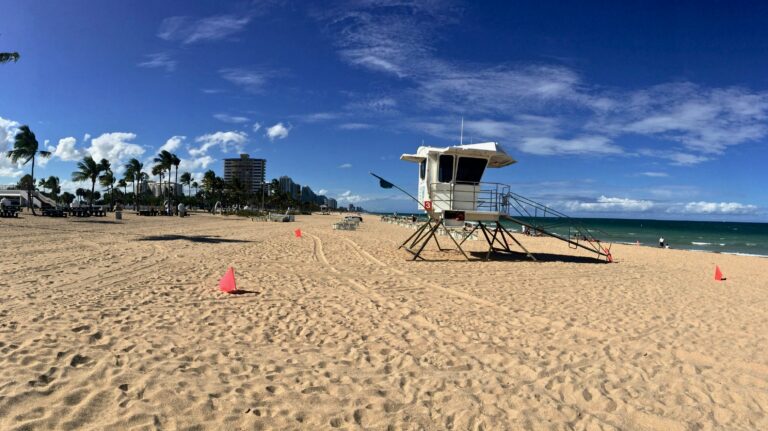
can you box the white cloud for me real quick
[339,163,352,168]
[318,189,328,195]
[158,14,252,44]
[252,122,261,132]
[564,196,654,212]
[219,68,269,93]
[345,97,398,113]
[180,155,216,171]
[159,135,185,153]
[0,116,24,178]
[137,52,177,72]
[519,136,621,156]
[300,112,343,123]
[87,132,145,167]
[337,190,366,204]
[672,201,759,215]
[619,84,768,154]
[190,131,247,156]
[214,113,250,124]
[266,123,290,141]
[637,149,710,166]
[52,137,84,161]
[83,133,91,142]
[338,123,372,130]
[640,171,669,178]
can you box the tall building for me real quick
[278,176,294,195]
[300,185,317,203]
[224,154,266,194]
[141,181,182,197]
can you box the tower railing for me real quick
[426,181,612,259]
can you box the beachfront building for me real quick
[141,181,183,197]
[325,197,337,209]
[278,175,302,200]
[224,154,266,194]
[300,185,317,203]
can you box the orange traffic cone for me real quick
[294,228,302,238]
[714,265,724,281]
[219,267,237,293]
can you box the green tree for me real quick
[124,158,144,210]
[153,150,174,210]
[75,188,86,204]
[71,156,105,209]
[180,172,192,196]
[117,178,127,197]
[60,191,75,205]
[6,125,51,215]
[45,176,61,202]
[0,52,19,63]
[172,153,180,200]
[100,159,114,207]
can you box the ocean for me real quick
[534,218,768,258]
[379,213,768,258]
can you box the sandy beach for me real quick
[1,212,767,430]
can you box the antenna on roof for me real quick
[460,117,464,145]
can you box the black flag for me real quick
[379,178,394,189]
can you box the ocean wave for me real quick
[746,243,757,246]
[691,242,711,246]
[722,252,768,258]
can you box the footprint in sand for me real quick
[69,354,89,367]
[71,325,90,333]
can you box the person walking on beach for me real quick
[659,237,665,248]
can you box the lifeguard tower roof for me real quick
[400,142,516,168]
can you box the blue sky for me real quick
[1,0,767,220]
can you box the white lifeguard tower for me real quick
[401,142,514,223]
[378,142,612,261]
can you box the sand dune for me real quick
[1,212,767,430]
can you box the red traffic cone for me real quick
[714,265,724,281]
[219,267,237,293]
[294,228,302,238]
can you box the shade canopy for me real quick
[400,142,516,168]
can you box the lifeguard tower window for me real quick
[456,157,487,184]
[419,160,426,179]
[438,155,454,183]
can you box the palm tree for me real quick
[75,188,85,204]
[153,150,174,210]
[99,169,116,208]
[202,170,216,209]
[71,156,105,209]
[0,52,19,63]
[38,178,47,194]
[172,153,180,199]
[192,181,198,196]
[46,176,61,203]
[151,164,164,203]
[117,178,128,198]
[124,158,143,210]
[60,191,75,206]
[180,172,192,197]
[6,125,51,215]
